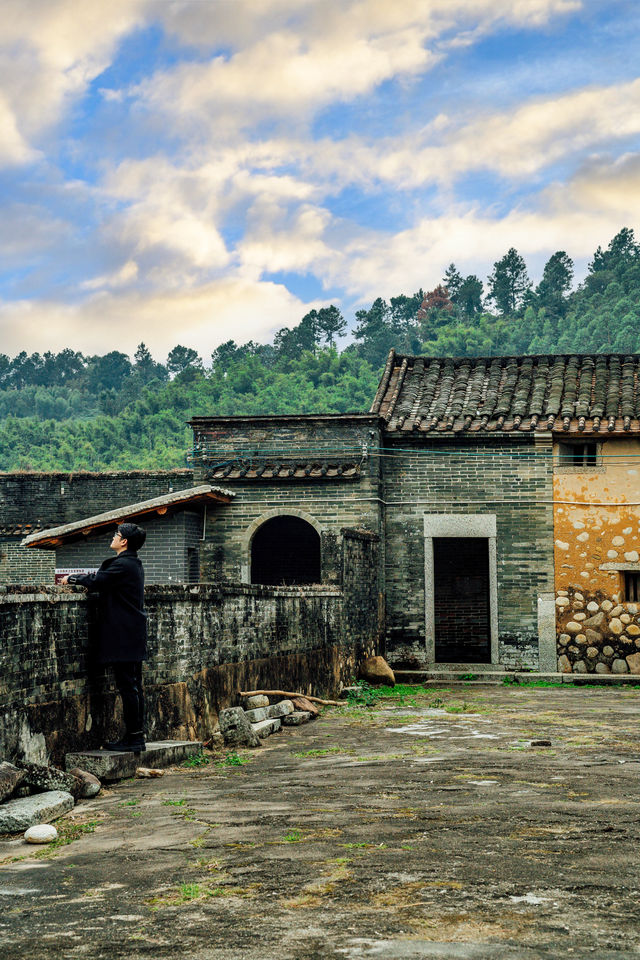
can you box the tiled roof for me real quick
[22,485,234,549]
[0,523,43,538]
[370,351,640,434]
[204,461,361,481]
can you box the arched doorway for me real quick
[251,515,321,585]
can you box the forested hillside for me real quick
[2,228,640,471]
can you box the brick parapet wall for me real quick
[0,532,379,764]
[382,435,554,669]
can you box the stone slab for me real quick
[266,700,294,719]
[64,741,203,782]
[244,695,270,709]
[251,718,282,739]
[0,790,74,834]
[282,711,313,725]
[244,707,269,723]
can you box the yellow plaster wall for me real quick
[554,438,640,597]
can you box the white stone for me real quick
[628,603,638,614]
[625,551,640,562]
[611,605,624,618]
[572,521,586,530]
[565,622,582,634]
[557,655,572,673]
[555,540,569,551]
[572,600,585,610]
[620,613,632,624]
[577,532,589,542]
[575,634,587,645]
[626,624,640,636]
[607,550,619,559]
[574,593,584,601]
[573,612,586,621]
[557,590,569,597]
[24,824,58,844]
[559,634,570,645]
[601,600,614,612]
[623,527,633,535]
[580,572,590,579]
[586,602,600,613]
[613,536,625,547]
[610,618,624,635]
[556,597,570,608]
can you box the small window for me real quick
[624,572,640,602]
[557,442,598,467]
[187,547,199,583]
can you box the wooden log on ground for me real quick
[239,689,341,706]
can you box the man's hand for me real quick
[60,576,69,584]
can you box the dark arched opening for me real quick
[251,516,321,585]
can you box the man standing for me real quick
[62,522,148,753]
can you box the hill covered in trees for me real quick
[2,227,640,471]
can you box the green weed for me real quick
[215,752,252,766]
[162,798,188,807]
[283,830,302,842]
[182,752,211,768]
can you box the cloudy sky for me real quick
[1,0,639,361]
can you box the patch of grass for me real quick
[291,746,346,758]
[34,819,101,858]
[283,829,302,842]
[215,752,252,766]
[459,673,478,681]
[181,752,211,768]
[346,680,380,707]
[120,799,140,806]
[162,798,188,807]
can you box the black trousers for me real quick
[112,661,144,735]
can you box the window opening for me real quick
[187,547,199,583]
[624,571,640,602]
[251,516,321,585]
[557,442,598,467]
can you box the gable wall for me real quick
[382,434,554,669]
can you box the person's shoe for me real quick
[127,732,146,754]
[102,737,132,752]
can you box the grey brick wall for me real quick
[0,531,380,763]
[0,538,55,584]
[382,435,554,669]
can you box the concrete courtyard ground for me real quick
[2,682,640,960]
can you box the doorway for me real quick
[433,537,491,662]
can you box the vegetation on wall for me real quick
[2,228,640,471]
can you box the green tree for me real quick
[536,251,574,317]
[487,248,531,315]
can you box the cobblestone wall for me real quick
[556,587,640,675]
[382,435,555,669]
[0,530,380,764]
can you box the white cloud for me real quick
[0,276,326,360]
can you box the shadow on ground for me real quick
[2,684,640,959]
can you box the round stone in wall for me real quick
[611,605,624,618]
[626,624,640,636]
[575,634,587,645]
[586,602,599,613]
[602,645,614,657]
[557,655,572,673]
[574,592,584,601]
[573,612,586,621]
[595,663,611,674]
[556,597,570,608]
[586,646,599,658]
[620,613,632,624]
[601,600,614,612]
[609,618,624,635]
[566,621,582,634]
[573,660,588,673]
[612,659,629,673]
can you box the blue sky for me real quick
[1,0,640,361]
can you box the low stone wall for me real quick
[556,588,640,674]
[1,565,380,764]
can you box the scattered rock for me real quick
[282,711,313,725]
[16,760,79,799]
[0,790,74,833]
[557,655,572,673]
[290,696,320,717]
[24,824,58,844]
[244,695,270,709]
[267,700,294,719]
[136,768,164,778]
[558,633,571,645]
[219,707,261,748]
[0,761,26,803]
[68,768,101,798]
[612,659,629,674]
[628,603,639,614]
[557,590,569,597]
[358,656,395,686]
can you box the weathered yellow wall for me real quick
[553,438,640,675]
[554,438,640,595]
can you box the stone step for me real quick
[65,740,203,782]
[394,670,640,686]
[251,718,281,739]
[0,790,74,834]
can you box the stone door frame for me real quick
[423,514,499,664]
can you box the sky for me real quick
[1,0,640,362]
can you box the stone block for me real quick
[626,653,640,675]
[266,700,294,719]
[16,760,79,798]
[219,708,261,750]
[245,707,269,723]
[251,718,282,738]
[68,767,101,798]
[0,761,25,803]
[244,695,270,709]
[282,711,313,725]
[65,740,205,782]
[583,612,605,629]
[0,790,74,834]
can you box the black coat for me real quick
[69,550,147,663]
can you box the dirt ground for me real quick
[2,683,640,960]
